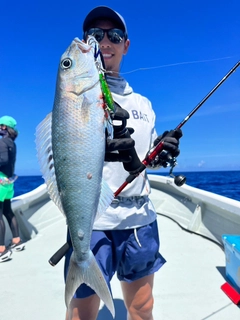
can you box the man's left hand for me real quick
[149,128,183,168]
[154,128,183,157]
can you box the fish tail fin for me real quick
[65,251,115,318]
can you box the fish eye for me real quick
[61,58,72,69]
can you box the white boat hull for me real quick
[1,174,240,319]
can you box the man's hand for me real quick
[105,102,144,173]
[148,128,183,168]
[105,102,135,162]
[154,128,183,157]
[105,136,135,162]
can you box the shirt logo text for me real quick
[131,110,149,122]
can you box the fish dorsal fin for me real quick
[35,113,65,215]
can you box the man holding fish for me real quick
[62,6,182,320]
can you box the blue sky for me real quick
[1,0,239,175]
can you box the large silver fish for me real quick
[35,37,115,317]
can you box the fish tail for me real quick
[65,251,115,318]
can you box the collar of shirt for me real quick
[106,75,133,95]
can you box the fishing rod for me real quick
[114,60,240,195]
[48,60,240,267]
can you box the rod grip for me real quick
[48,242,70,266]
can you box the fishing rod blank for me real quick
[48,60,240,266]
[176,60,240,129]
[114,60,240,196]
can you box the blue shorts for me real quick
[64,220,166,299]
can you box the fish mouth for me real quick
[73,37,92,53]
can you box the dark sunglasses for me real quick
[85,28,126,44]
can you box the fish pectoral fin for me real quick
[65,251,115,318]
[95,178,114,220]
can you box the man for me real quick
[64,6,182,320]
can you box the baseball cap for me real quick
[0,115,17,129]
[83,6,128,39]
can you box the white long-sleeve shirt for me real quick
[93,76,158,230]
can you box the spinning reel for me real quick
[168,157,186,187]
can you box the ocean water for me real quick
[14,176,45,198]
[13,171,240,201]
[159,170,240,201]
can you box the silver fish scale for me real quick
[52,85,105,261]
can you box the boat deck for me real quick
[1,195,239,320]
